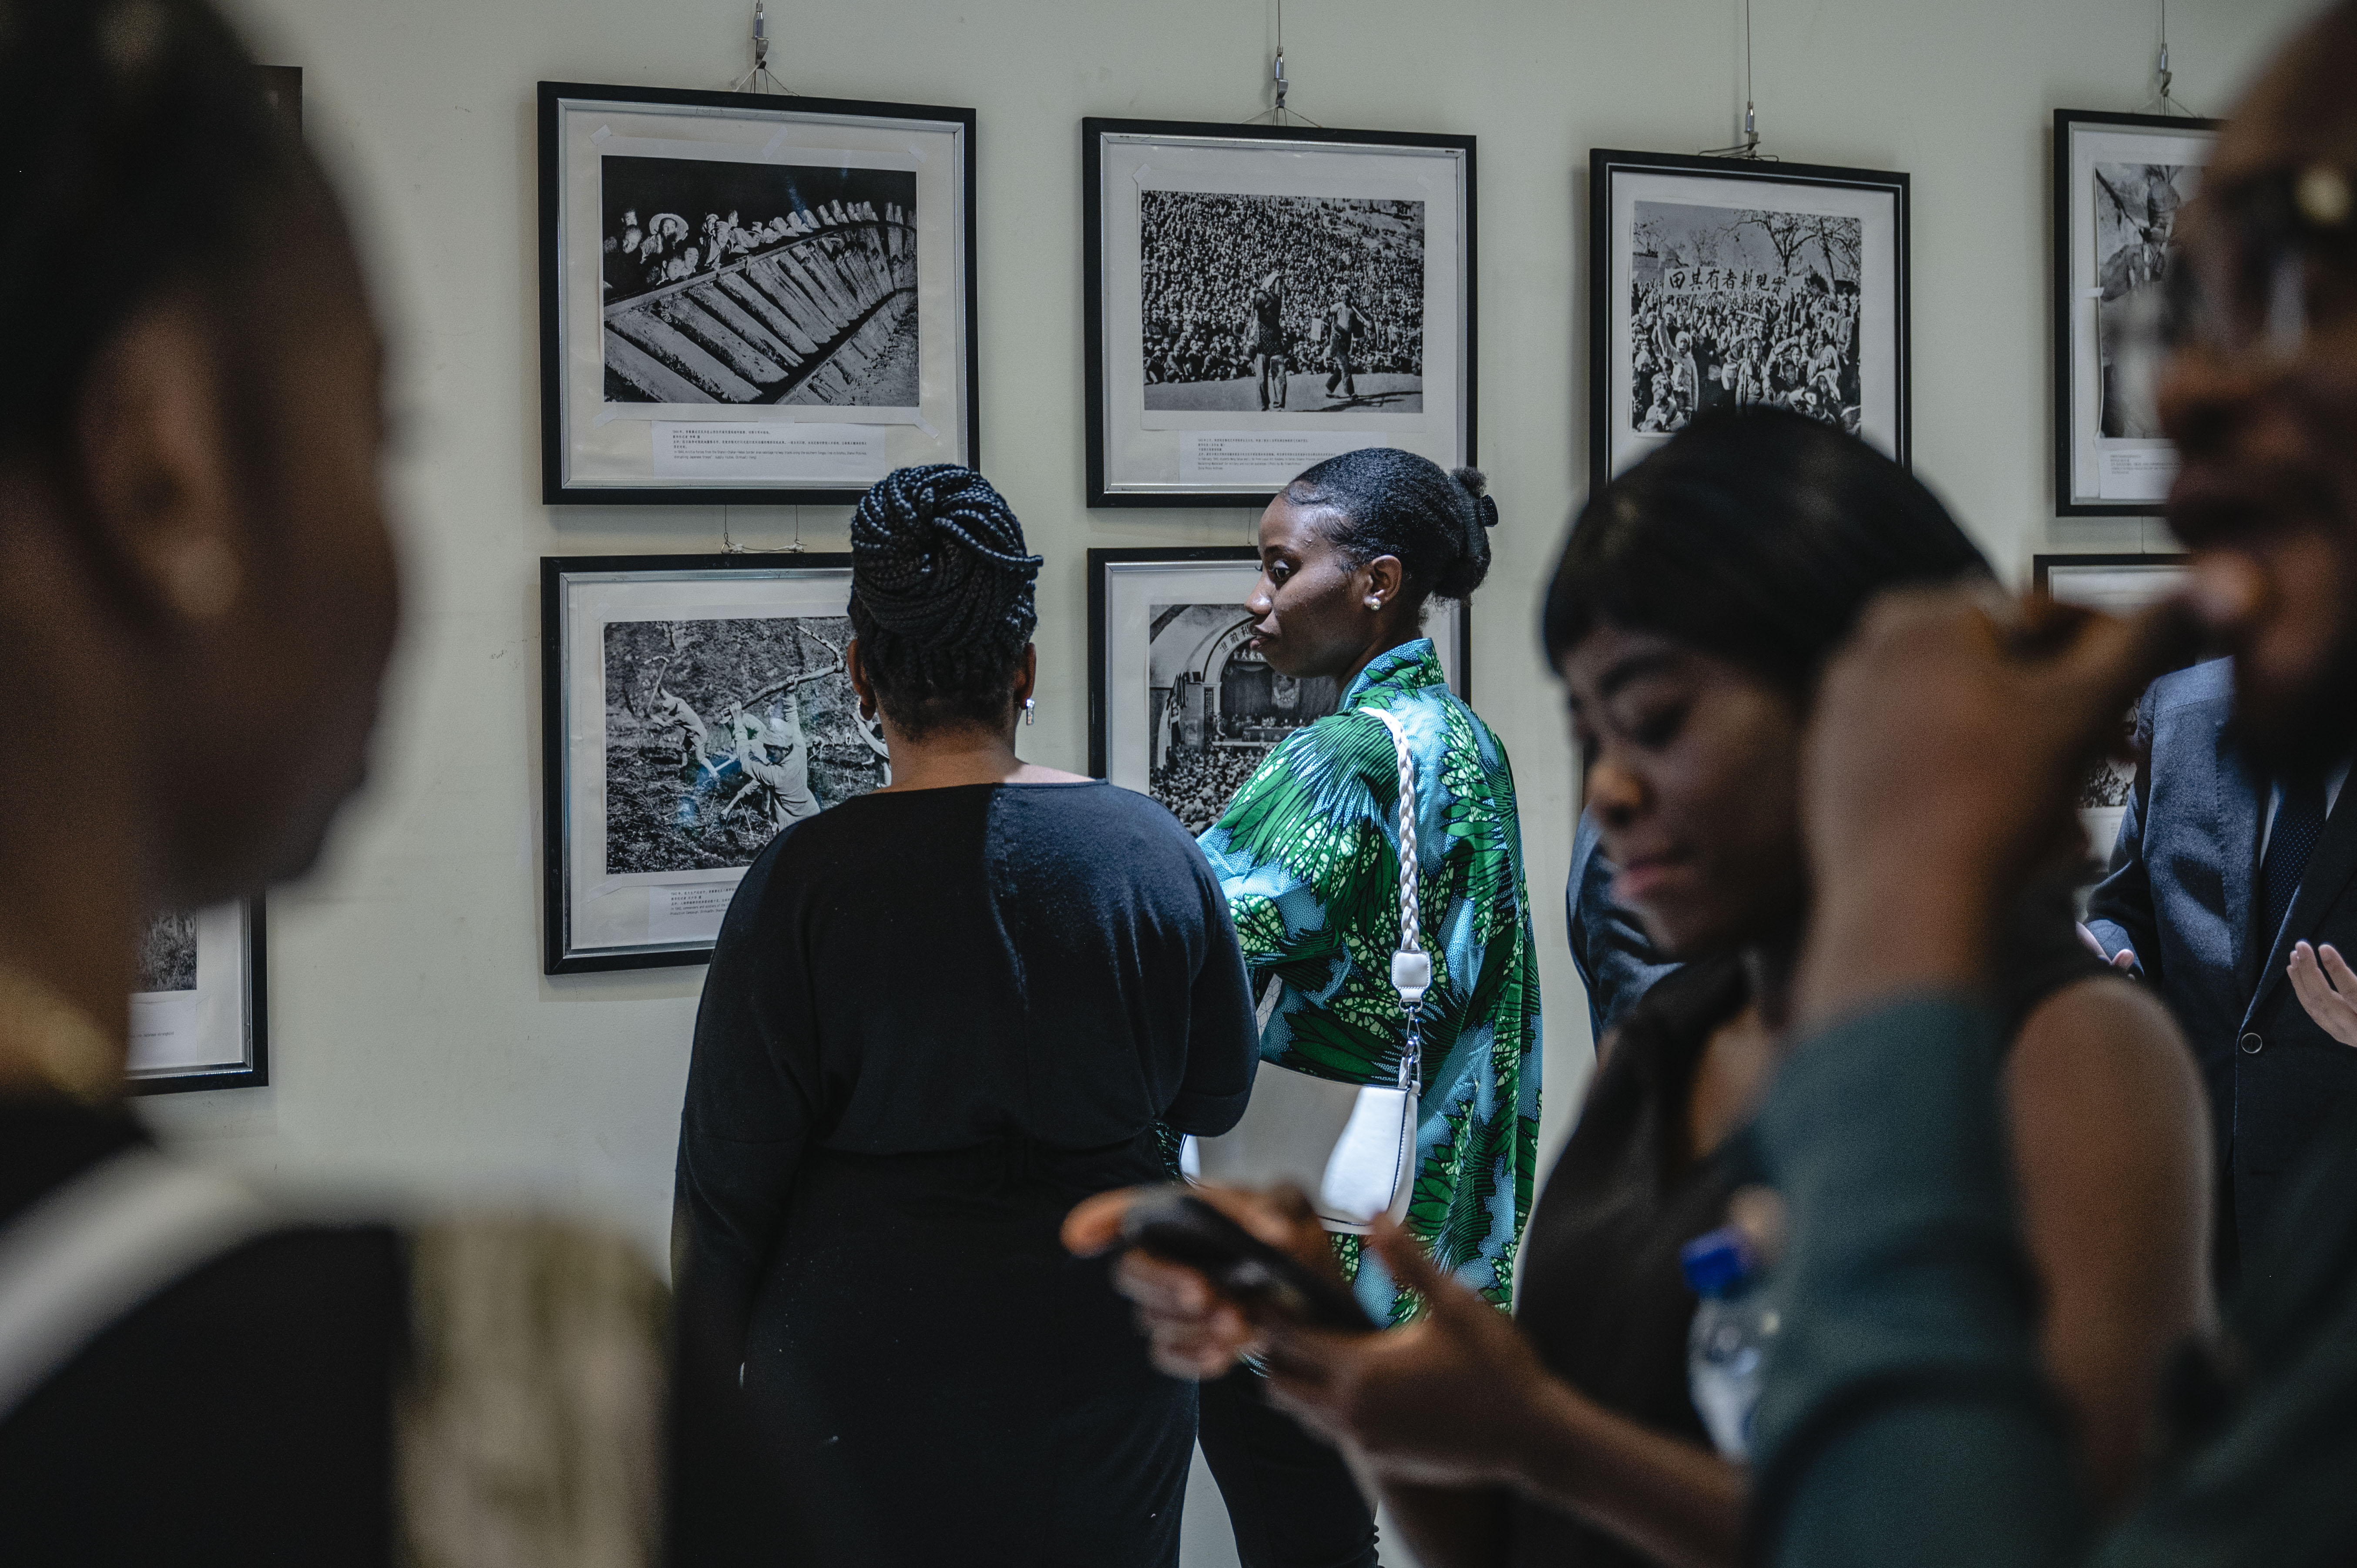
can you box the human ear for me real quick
[71,295,244,628]
[1010,644,1039,707]
[846,637,878,717]
[1363,554,1406,610]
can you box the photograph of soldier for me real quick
[2093,161,2198,439]
[1138,191,1424,414]
[600,615,885,874]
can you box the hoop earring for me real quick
[1023,698,1037,726]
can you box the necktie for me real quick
[2258,771,2330,954]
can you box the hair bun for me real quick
[1450,466,1498,530]
[850,464,1041,648]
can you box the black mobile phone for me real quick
[1119,1186,1377,1334]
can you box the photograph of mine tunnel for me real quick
[599,155,919,408]
[1145,603,1341,834]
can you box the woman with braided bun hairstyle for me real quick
[674,464,1260,1566]
[1068,446,1542,1568]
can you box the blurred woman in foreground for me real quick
[1074,409,2213,1568]
[0,3,758,1561]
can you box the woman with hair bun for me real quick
[672,463,1260,1565]
[1183,446,1543,1568]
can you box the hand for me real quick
[1062,1183,1334,1381]
[2075,921,2139,973]
[1798,590,2195,1021]
[2289,941,2357,1047]
[1256,1220,1559,1491]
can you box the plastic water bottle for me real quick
[1681,1225,1779,1460]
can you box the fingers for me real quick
[2182,551,2267,642]
[2289,943,2357,1048]
[2322,944,2357,992]
[1113,1252,1260,1380]
[1061,1187,1138,1256]
[2074,921,2109,960]
[1191,1181,1343,1276]
[1364,1218,1493,1324]
[2113,947,2139,972]
[1114,1250,1217,1317]
[2051,600,2202,734]
[1259,1322,1368,1394]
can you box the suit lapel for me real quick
[2216,714,2263,995]
[2248,787,2357,1025]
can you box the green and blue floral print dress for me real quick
[1199,637,1542,1322]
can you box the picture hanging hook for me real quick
[1252,0,1322,127]
[2145,0,2195,116]
[730,0,795,96]
[1701,0,1773,158]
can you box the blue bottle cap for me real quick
[1679,1225,1757,1298]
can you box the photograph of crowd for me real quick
[598,155,919,408]
[136,911,199,994]
[601,615,886,875]
[1145,603,1339,832]
[1627,201,1864,436]
[2094,161,2196,440]
[1138,191,1424,414]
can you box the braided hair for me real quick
[1284,447,1498,603]
[0,0,324,459]
[849,464,1043,737]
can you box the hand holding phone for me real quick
[1118,1185,1377,1335]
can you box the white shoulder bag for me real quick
[1182,706,1431,1234]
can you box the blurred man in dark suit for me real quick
[2087,659,2354,1286]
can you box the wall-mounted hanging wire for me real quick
[1251,0,1323,127]
[731,0,794,95]
[1702,0,1773,158]
[723,504,809,554]
[2144,0,2197,116]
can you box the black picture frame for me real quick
[126,898,269,1095]
[1588,148,1910,499]
[1086,547,1472,830]
[537,82,979,506]
[2051,110,2221,517]
[2031,551,2192,596]
[543,552,880,974]
[1082,117,1477,508]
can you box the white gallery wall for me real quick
[159,0,2306,1265]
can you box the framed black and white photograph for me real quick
[1087,548,1468,832]
[2034,553,2194,869]
[2053,111,2221,516]
[543,554,889,973]
[1590,149,1909,496]
[126,899,267,1094]
[1083,118,1474,508]
[538,83,977,505]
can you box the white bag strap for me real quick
[0,1146,275,1427]
[1357,706,1430,1094]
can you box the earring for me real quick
[1364,595,1383,611]
[1023,697,1037,726]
